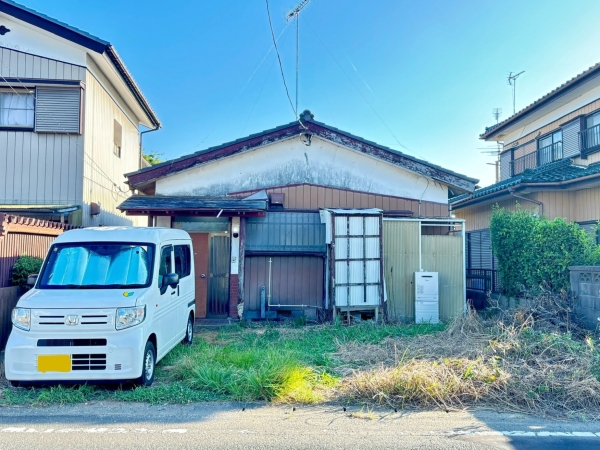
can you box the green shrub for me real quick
[11,255,44,288]
[490,205,600,297]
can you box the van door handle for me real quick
[171,290,176,295]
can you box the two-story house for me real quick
[0,0,160,226]
[451,62,600,293]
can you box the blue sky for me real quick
[22,0,600,187]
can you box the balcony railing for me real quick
[510,152,536,176]
[580,124,600,156]
[466,269,501,293]
[509,142,563,177]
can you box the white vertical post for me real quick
[230,217,240,275]
[418,219,422,272]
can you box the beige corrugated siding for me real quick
[383,221,420,321]
[454,187,600,233]
[421,235,464,321]
[383,221,465,322]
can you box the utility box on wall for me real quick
[415,272,439,324]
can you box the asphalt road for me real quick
[0,403,599,449]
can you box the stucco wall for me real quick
[156,136,448,204]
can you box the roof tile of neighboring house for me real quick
[450,159,600,205]
[481,62,600,139]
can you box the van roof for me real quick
[53,227,190,245]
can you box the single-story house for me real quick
[119,111,477,322]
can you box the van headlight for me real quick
[116,306,146,330]
[12,308,31,331]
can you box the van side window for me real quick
[158,245,173,287]
[174,245,191,279]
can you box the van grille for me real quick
[37,339,107,347]
[37,315,110,325]
[38,315,64,325]
[81,315,109,325]
[72,354,107,371]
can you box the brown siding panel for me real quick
[229,183,448,217]
[243,256,324,312]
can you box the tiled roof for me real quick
[450,159,600,205]
[481,62,600,139]
[126,110,478,192]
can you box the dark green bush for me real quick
[11,255,44,288]
[490,206,600,297]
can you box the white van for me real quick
[4,227,195,387]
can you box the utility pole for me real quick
[286,0,312,118]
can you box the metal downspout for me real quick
[139,127,160,169]
[508,187,543,216]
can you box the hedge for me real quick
[11,255,44,289]
[489,206,600,297]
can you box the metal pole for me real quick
[462,223,467,314]
[418,220,422,272]
[295,15,299,117]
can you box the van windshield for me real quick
[38,243,155,289]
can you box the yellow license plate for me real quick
[38,355,71,373]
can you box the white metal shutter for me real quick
[500,151,512,180]
[35,87,81,133]
[562,120,581,158]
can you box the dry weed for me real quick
[338,299,600,419]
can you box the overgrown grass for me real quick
[0,322,443,406]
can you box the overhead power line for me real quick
[265,0,296,118]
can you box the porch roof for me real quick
[117,195,268,216]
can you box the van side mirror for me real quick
[26,274,38,287]
[162,273,179,288]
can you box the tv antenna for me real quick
[507,71,525,114]
[286,0,312,118]
[479,108,503,182]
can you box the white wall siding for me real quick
[82,71,143,227]
[0,47,85,80]
[0,132,82,205]
[156,136,448,204]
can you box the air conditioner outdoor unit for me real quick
[415,272,439,324]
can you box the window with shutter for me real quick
[113,119,122,157]
[34,87,81,133]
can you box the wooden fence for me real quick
[0,286,20,350]
[0,214,76,350]
[0,214,76,287]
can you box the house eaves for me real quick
[450,159,600,209]
[0,0,161,129]
[126,111,479,194]
[480,61,600,141]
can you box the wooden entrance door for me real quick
[208,235,230,317]
[190,233,209,318]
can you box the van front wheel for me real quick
[182,314,194,345]
[137,341,156,387]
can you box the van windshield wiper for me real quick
[44,283,146,289]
